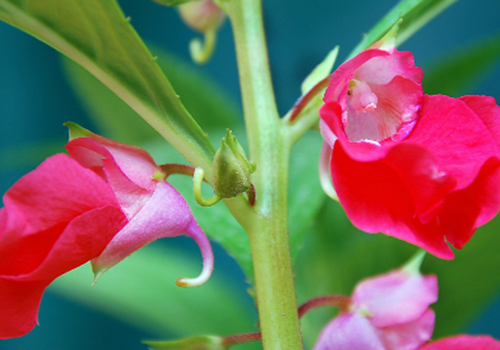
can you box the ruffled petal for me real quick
[92,181,213,286]
[330,142,454,259]
[313,314,386,350]
[352,271,437,327]
[377,309,435,350]
[408,95,500,190]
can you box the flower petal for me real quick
[377,309,435,350]
[92,181,213,286]
[352,270,437,327]
[419,335,500,350]
[313,314,386,350]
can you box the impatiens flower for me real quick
[0,123,213,339]
[320,36,500,259]
[313,254,437,350]
[419,335,500,350]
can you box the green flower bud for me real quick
[144,335,225,350]
[213,129,255,199]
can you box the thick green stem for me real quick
[225,1,303,349]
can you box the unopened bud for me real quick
[179,0,225,33]
[213,129,255,199]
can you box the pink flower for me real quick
[320,41,500,259]
[419,335,500,350]
[0,124,213,339]
[313,265,437,350]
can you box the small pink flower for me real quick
[0,125,213,339]
[320,40,500,259]
[419,335,500,350]
[313,265,437,350]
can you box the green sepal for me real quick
[64,121,92,141]
[144,335,226,350]
[212,129,255,199]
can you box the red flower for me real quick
[0,124,213,339]
[419,335,500,350]
[320,43,500,259]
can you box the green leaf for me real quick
[348,0,457,59]
[48,244,256,337]
[288,132,327,259]
[301,47,339,94]
[424,213,500,337]
[423,33,500,96]
[61,48,241,145]
[0,0,215,171]
[150,0,194,6]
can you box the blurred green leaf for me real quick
[425,213,500,337]
[49,244,256,337]
[288,132,327,259]
[348,0,457,59]
[61,48,241,145]
[0,0,214,168]
[423,33,500,96]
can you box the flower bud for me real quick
[213,129,255,199]
[178,0,225,33]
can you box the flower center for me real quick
[347,79,378,113]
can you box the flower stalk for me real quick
[224,0,303,348]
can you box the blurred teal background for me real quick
[1,0,500,349]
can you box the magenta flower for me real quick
[313,264,437,350]
[0,124,213,339]
[320,41,500,259]
[419,335,500,350]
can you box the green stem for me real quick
[225,1,303,349]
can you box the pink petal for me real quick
[92,181,214,286]
[354,50,423,85]
[66,134,158,191]
[0,278,47,339]
[438,159,500,249]
[0,205,126,339]
[459,95,500,149]
[419,335,500,350]
[353,270,437,327]
[1,154,120,239]
[408,95,500,190]
[330,142,454,259]
[66,138,154,219]
[344,76,423,143]
[377,309,435,350]
[313,314,386,350]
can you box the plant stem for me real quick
[225,0,303,349]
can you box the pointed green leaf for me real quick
[0,0,215,171]
[348,0,458,59]
[423,33,500,96]
[301,47,339,94]
[48,244,256,337]
[61,48,241,145]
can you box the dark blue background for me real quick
[1,0,500,349]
